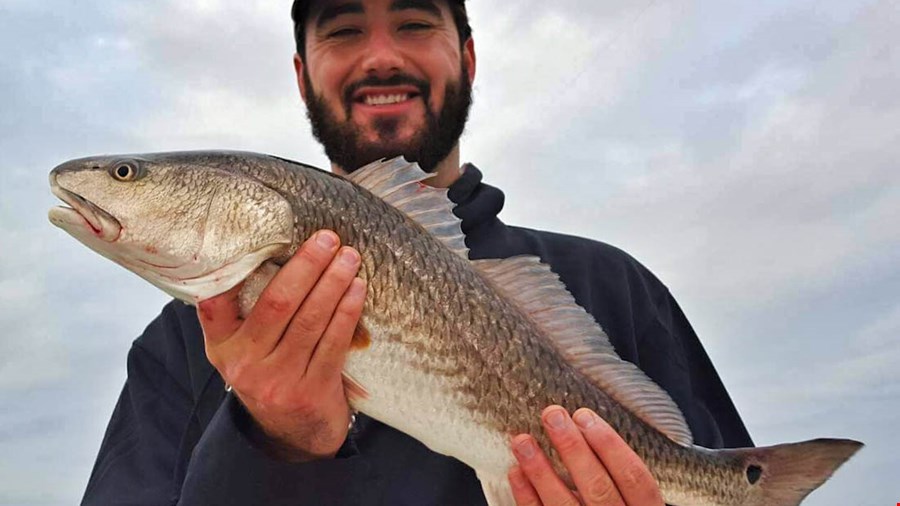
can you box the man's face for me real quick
[296,0,475,173]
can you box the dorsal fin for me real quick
[347,157,468,259]
[474,256,694,446]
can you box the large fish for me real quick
[48,151,861,506]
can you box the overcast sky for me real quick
[1,0,897,504]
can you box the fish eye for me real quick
[746,464,763,485]
[110,161,140,182]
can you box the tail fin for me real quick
[726,438,863,506]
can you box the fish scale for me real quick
[48,151,862,506]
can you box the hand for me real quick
[508,406,664,506]
[197,230,367,462]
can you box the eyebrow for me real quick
[313,0,443,30]
[314,2,364,29]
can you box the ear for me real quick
[293,53,309,104]
[463,37,476,85]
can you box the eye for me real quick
[328,27,362,38]
[400,22,432,31]
[746,465,763,485]
[110,161,141,182]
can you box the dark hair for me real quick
[291,0,472,62]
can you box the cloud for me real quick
[1,1,898,504]
[857,303,900,350]
[0,223,68,390]
[464,0,688,167]
[479,0,900,316]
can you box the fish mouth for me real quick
[48,174,122,242]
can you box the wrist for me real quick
[248,420,338,463]
[229,395,333,462]
[231,394,349,462]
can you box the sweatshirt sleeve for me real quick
[619,259,754,450]
[548,236,754,451]
[644,290,754,449]
[179,394,378,505]
[81,303,379,506]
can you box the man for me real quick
[83,1,752,504]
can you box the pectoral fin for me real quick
[351,321,371,350]
[342,372,370,402]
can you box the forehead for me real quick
[306,0,447,23]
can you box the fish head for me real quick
[48,152,295,304]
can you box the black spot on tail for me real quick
[746,464,763,485]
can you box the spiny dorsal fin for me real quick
[347,157,468,259]
[474,256,694,446]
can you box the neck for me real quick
[332,144,464,188]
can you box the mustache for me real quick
[342,74,432,108]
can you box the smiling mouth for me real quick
[352,86,423,108]
[361,93,416,106]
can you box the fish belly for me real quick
[344,319,516,478]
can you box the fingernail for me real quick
[340,248,359,266]
[546,409,568,430]
[573,409,597,429]
[515,437,536,459]
[316,231,338,249]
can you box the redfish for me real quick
[49,151,862,505]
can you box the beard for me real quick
[303,62,472,173]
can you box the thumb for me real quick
[197,282,245,345]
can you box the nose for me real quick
[360,29,405,77]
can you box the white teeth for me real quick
[364,93,410,106]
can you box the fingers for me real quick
[573,409,664,506]
[194,230,365,459]
[512,434,581,506]
[197,282,244,344]
[273,246,361,371]
[509,465,541,506]
[305,277,367,382]
[241,230,342,353]
[543,406,624,506]
[202,229,362,378]
[511,407,663,506]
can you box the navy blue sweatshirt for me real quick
[82,165,752,506]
